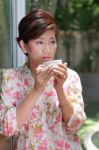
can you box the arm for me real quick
[55,86,74,125]
[16,87,40,128]
[0,65,53,136]
[0,84,42,137]
[53,64,86,131]
[60,70,86,131]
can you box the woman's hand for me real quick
[33,64,53,94]
[52,63,68,90]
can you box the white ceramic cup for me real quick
[43,59,62,66]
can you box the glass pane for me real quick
[0,0,12,68]
[0,1,12,149]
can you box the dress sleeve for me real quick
[63,69,86,132]
[0,69,18,137]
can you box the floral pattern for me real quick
[0,64,86,150]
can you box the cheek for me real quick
[30,50,41,60]
[52,45,57,55]
[28,45,41,59]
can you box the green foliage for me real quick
[26,0,99,73]
[74,47,99,73]
[55,0,99,31]
[26,0,57,15]
[78,102,99,146]
[78,119,97,142]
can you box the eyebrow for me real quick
[37,37,56,40]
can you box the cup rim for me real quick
[43,59,62,65]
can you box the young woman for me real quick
[0,9,86,149]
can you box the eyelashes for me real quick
[36,40,56,45]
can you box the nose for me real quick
[43,43,50,54]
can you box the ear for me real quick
[19,40,28,54]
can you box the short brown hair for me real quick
[16,9,58,44]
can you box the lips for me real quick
[42,57,52,61]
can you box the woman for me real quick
[0,9,86,149]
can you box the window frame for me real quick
[11,0,26,68]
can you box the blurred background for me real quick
[0,0,99,149]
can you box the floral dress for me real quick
[0,64,86,150]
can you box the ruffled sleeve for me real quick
[0,69,18,137]
[63,69,86,132]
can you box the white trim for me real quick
[83,127,99,150]
[11,0,26,68]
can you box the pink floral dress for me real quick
[0,64,86,150]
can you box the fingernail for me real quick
[64,62,67,65]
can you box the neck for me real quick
[26,60,37,74]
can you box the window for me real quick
[0,0,26,149]
[0,0,26,69]
[0,0,12,68]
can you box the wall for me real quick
[80,74,99,103]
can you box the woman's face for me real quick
[25,29,57,67]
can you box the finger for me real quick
[58,63,67,70]
[35,65,45,74]
[53,64,67,72]
[59,62,67,66]
[53,69,65,78]
[40,65,53,79]
[44,72,53,81]
[52,66,67,77]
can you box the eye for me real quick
[36,41,43,44]
[50,40,56,44]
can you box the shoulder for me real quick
[67,67,80,81]
[0,65,24,84]
[65,67,82,87]
[64,67,82,91]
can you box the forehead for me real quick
[38,29,56,39]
